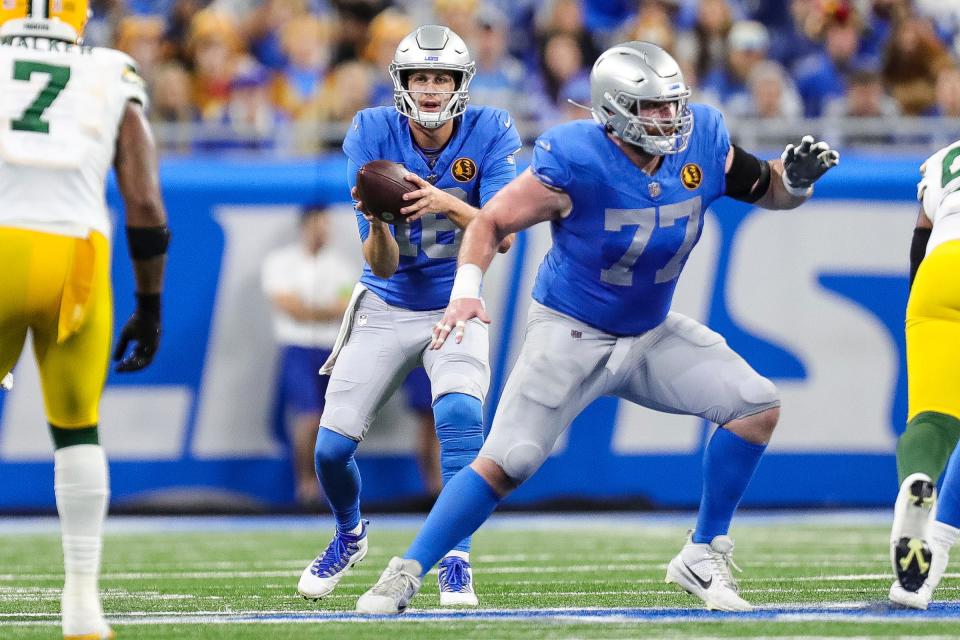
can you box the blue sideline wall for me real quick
[0,154,927,510]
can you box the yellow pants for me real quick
[0,227,112,427]
[906,239,960,422]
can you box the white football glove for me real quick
[781,135,840,196]
[1,373,12,391]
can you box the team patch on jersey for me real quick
[452,157,477,182]
[681,163,703,190]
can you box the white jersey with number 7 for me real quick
[0,36,147,238]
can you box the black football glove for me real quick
[113,293,161,373]
[781,135,840,194]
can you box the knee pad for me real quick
[499,441,547,485]
[430,356,489,402]
[314,427,359,469]
[738,376,779,407]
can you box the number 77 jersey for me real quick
[0,37,147,238]
[530,103,730,336]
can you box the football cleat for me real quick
[356,557,423,614]
[438,555,478,606]
[665,534,753,612]
[298,520,368,600]
[889,520,954,610]
[890,473,936,592]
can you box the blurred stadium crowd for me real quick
[92,0,960,153]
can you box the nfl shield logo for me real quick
[357,314,368,327]
[648,182,662,198]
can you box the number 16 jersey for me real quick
[530,103,730,336]
[0,36,147,238]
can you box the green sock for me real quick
[896,412,960,484]
[49,424,99,450]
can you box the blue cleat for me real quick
[298,520,369,600]
[438,555,478,606]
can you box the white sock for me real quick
[932,520,960,549]
[444,549,470,561]
[55,444,110,636]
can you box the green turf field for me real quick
[2,514,957,638]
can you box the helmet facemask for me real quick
[390,62,475,129]
[599,89,693,156]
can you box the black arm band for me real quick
[725,145,771,204]
[910,226,932,289]
[126,226,170,260]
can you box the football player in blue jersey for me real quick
[356,41,840,614]
[297,25,521,607]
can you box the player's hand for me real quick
[401,174,458,222]
[430,298,490,350]
[351,186,389,227]
[113,294,161,372]
[781,135,839,192]
[497,233,516,254]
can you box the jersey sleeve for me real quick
[110,50,148,110]
[346,157,371,242]
[342,111,377,167]
[478,110,522,206]
[919,144,960,222]
[530,130,574,192]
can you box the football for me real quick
[355,160,417,224]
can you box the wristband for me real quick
[450,264,483,300]
[126,225,170,260]
[135,292,161,321]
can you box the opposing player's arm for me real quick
[725,137,839,210]
[113,100,169,372]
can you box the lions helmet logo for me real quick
[681,163,703,190]
[452,157,477,183]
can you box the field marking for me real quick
[3,568,954,582]
[4,602,960,627]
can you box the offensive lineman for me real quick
[0,1,169,637]
[356,41,839,614]
[297,25,520,606]
[888,139,960,609]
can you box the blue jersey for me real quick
[343,105,521,311]
[530,104,730,336]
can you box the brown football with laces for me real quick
[355,160,418,225]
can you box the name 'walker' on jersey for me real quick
[343,104,520,311]
[530,103,729,336]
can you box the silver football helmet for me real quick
[590,41,693,155]
[389,25,476,129]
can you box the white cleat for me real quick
[890,473,936,592]
[889,519,954,609]
[665,534,753,612]
[438,555,478,606]
[298,521,368,600]
[356,557,423,614]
